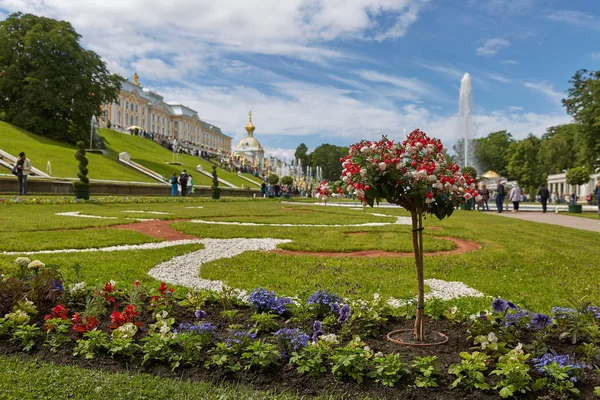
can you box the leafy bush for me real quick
[368,353,409,387]
[250,312,280,334]
[490,346,535,398]
[448,351,490,390]
[73,330,109,359]
[290,343,330,377]
[330,337,373,383]
[242,341,280,371]
[11,324,40,352]
[412,355,440,388]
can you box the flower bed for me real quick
[2,262,600,398]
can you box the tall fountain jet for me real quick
[458,73,473,167]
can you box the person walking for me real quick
[495,180,505,213]
[595,179,600,222]
[509,184,522,212]
[478,184,490,211]
[14,152,32,195]
[170,173,178,197]
[179,170,188,196]
[188,174,195,196]
[538,184,550,213]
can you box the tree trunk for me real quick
[411,208,425,342]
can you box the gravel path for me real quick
[1,239,204,255]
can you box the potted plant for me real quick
[566,167,590,213]
[211,165,221,199]
[338,130,476,343]
[73,141,90,200]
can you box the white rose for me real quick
[379,162,386,171]
[360,168,367,177]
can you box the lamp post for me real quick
[90,115,97,150]
[172,139,177,164]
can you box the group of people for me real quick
[170,170,194,196]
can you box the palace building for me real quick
[100,73,232,155]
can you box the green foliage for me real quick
[211,165,221,198]
[280,176,294,186]
[73,330,109,359]
[473,130,514,178]
[141,333,173,365]
[10,324,40,352]
[563,69,600,170]
[505,134,543,194]
[294,143,310,174]
[220,309,241,323]
[472,332,509,359]
[268,173,279,185]
[541,361,581,397]
[207,342,242,372]
[290,343,329,377]
[329,337,373,383]
[368,353,410,387]
[249,312,280,334]
[43,318,72,352]
[448,351,490,390]
[107,337,140,360]
[424,298,446,320]
[566,167,591,187]
[538,124,581,175]
[490,347,533,398]
[310,144,349,181]
[74,141,90,193]
[0,13,120,143]
[412,356,440,388]
[461,166,477,179]
[242,341,280,371]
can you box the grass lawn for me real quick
[1,199,599,312]
[0,355,339,400]
[0,122,154,182]
[100,129,260,189]
[566,211,600,220]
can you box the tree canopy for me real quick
[294,143,348,181]
[0,12,121,143]
[473,130,514,178]
[562,69,600,169]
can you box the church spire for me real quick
[245,111,255,137]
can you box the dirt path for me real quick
[270,236,480,258]
[110,219,196,241]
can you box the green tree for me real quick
[473,131,514,177]
[537,124,579,176]
[311,144,348,181]
[280,176,293,186]
[211,166,221,199]
[294,143,310,174]
[505,134,544,194]
[0,13,121,143]
[267,174,279,185]
[562,69,600,169]
[566,167,590,187]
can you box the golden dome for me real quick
[481,170,500,179]
[235,136,263,151]
[245,111,255,136]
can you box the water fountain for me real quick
[458,73,474,167]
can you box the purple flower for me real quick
[248,288,291,315]
[50,279,64,293]
[492,298,508,313]
[194,309,207,319]
[312,320,323,342]
[330,303,340,315]
[337,304,351,324]
[506,301,518,310]
[533,353,586,381]
[274,328,309,358]
[531,313,552,330]
[308,290,342,307]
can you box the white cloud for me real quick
[476,38,510,57]
[501,59,520,65]
[590,52,600,59]
[508,106,524,112]
[354,70,440,101]
[468,0,537,15]
[0,0,428,70]
[483,72,512,84]
[544,10,600,30]
[523,82,564,104]
[411,58,465,80]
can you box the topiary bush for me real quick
[73,141,90,199]
[268,173,279,185]
[211,165,221,199]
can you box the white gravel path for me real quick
[55,211,117,219]
[122,210,171,215]
[148,238,292,291]
[1,239,204,255]
[189,216,411,227]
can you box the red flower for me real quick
[158,282,168,294]
[134,280,140,287]
[104,282,114,293]
[44,304,69,320]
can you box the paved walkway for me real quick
[493,211,600,233]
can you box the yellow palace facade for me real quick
[100,74,232,155]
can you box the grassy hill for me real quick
[100,129,260,188]
[0,122,154,182]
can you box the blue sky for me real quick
[1,0,599,159]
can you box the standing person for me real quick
[179,170,188,196]
[538,184,550,213]
[478,184,490,211]
[509,184,522,212]
[188,174,194,196]
[14,152,32,195]
[595,179,600,221]
[495,180,505,213]
[571,192,577,205]
[170,173,178,197]
[261,182,267,198]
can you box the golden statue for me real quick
[133,73,139,85]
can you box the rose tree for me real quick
[339,130,478,342]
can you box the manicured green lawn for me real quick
[0,355,337,400]
[566,211,600,220]
[0,121,154,182]
[100,129,260,188]
[1,199,599,312]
